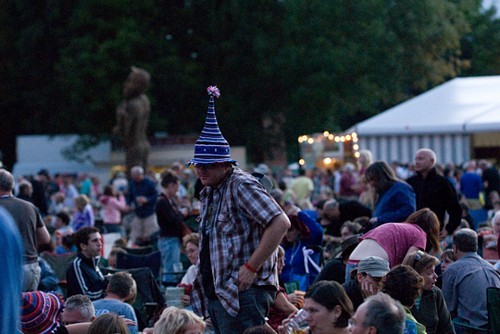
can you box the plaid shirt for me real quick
[191,168,284,318]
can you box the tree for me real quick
[1,0,498,169]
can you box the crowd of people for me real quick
[1,86,500,334]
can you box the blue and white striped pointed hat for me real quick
[187,86,237,166]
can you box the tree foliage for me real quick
[0,0,499,168]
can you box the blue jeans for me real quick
[208,286,275,334]
[157,237,181,284]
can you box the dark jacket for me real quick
[410,287,455,334]
[342,279,364,311]
[407,168,461,235]
[156,193,183,238]
[66,253,107,300]
[127,178,158,218]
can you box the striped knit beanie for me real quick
[187,86,237,166]
[21,291,64,334]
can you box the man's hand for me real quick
[136,196,147,206]
[238,264,257,291]
[180,294,191,307]
[285,204,301,216]
[287,292,305,309]
[360,280,380,298]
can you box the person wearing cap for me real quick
[21,290,119,334]
[188,86,291,333]
[342,256,390,311]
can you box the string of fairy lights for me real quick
[297,131,360,167]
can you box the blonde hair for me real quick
[74,194,90,210]
[153,307,205,334]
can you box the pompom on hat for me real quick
[187,86,237,166]
[21,291,64,334]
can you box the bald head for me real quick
[414,149,436,175]
[130,166,145,181]
[0,169,14,194]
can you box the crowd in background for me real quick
[2,148,500,334]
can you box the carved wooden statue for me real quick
[115,67,151,174]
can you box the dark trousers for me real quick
[208,286,275,334]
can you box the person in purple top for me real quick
[346,208,440,283]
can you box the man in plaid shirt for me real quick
[187,87,290,333]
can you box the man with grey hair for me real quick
[127,166,159,246]
[61,294,96,325]
[0,169,50,291]
[348,292,405,334]
[443,228,500,330]
[407,148,461,238]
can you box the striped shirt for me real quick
[191,168,284,317]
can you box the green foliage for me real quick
[0,0,499,168]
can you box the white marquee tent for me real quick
[350,75,500,164]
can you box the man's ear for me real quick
[356,272,363,283]
[367,326,377,334]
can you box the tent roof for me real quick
[353,76,500,135]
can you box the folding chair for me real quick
[101,267,165,330]
[452,286,500,334]
[487,287,500,334]
[116,251,162,280]
[40,251,77,298]
[122,245,154,255]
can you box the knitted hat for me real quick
[21,291,64,334]
[187,86,237,166]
